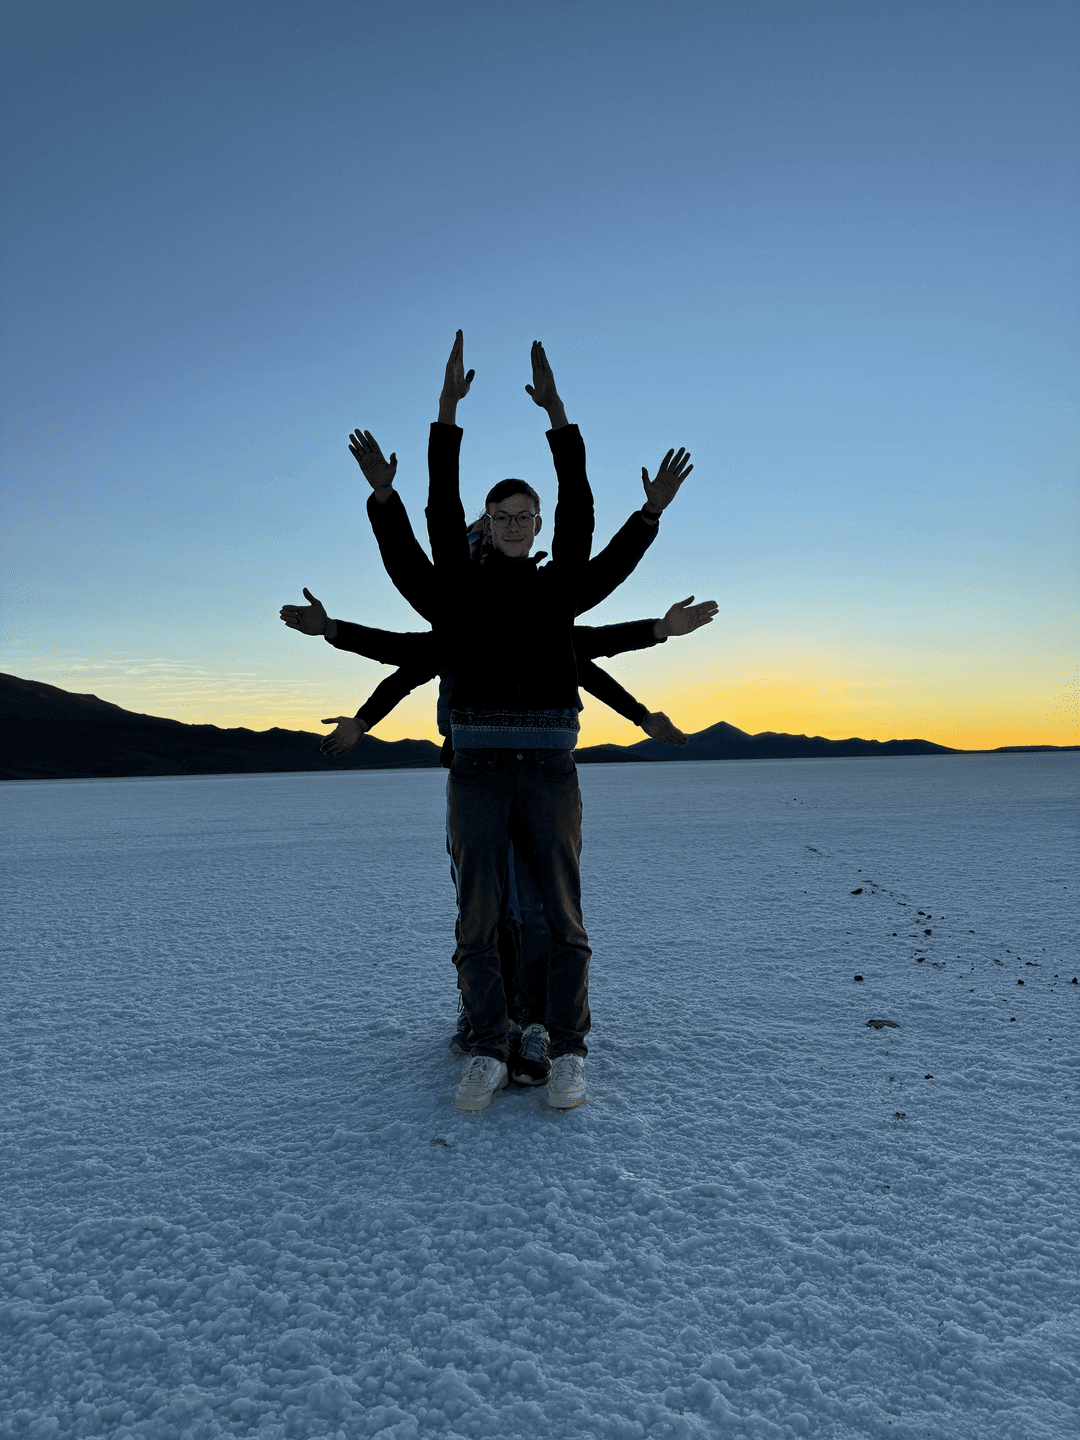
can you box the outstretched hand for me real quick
[525,340,561,410]
[348,430,397,496]
[642,447,693,514]
[438,330,474,424]
[443,329,475,401]
[525,341,568,428]
[280,587,328,636]
[320,715,368,756]
[654,595,719,639]
[640,711,688,747]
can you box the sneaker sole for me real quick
[448,1040,471,1056]
[511,1070,550,1086]
[454,1075,508,1112]
[544,1088,587,1109]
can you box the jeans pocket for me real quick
[538,750,577,778]
[451,750,493,782]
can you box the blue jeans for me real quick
[503,841,550,1028]
[447,748,591,1061]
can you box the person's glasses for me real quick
[490,512,536,531]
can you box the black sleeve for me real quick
[328,622,437,670]
[425,422,470,573]
[546,424,595,568]
[572,619,665,661]
[578,659,648,726]
[576,509,660,615]
[366,490,439,623]
[355,664,438,731]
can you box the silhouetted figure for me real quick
[281,332,707,1111]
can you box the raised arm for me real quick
[436,328,474,428]
[576,511,659,614]
[426,330,472,572]
[526,341,593,567]
[576,447,695,614]
[525,338,569,431]
[365,493,439,623]
[347,428,439,622]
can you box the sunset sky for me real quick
[2,0,1076,751]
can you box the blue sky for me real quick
[2,0,1076,747]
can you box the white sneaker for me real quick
[545,1053,587,1108]
[453,1054,508,1112]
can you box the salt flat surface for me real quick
[1,754,1077,1440]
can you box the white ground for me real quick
[1,754,1077,1440]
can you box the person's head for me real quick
[483,479,543,558]
[466,513,489,562]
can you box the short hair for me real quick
[485,478,541,512]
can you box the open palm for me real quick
[525,340,560,410]
[641,711,688,747]
[348,430,398,491]
[320,716,367,755]
[280,587,327,636]
[662,596,718,637]
[642,447,693,513]
[441,330,475,403]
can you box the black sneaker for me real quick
[505,1021,522,1070]
[511,1023,550,1086]
[448,1009,472,1056]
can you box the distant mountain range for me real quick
[1,673,1074,782]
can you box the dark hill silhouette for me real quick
[0,673,441,781]
[2,673,1072,781]
[577,719,958,763]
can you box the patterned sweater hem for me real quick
[450,707,580,751]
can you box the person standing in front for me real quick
[424,335,596,1110]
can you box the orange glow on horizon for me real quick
[32,662,1076,755]
[188,682,1078,754]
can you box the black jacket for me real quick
[364,423,661,717]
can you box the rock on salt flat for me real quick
[1,753,1077,1439]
